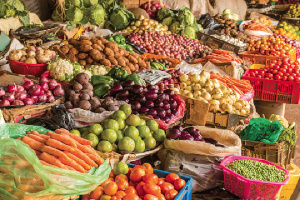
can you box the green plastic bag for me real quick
[239,118,283,144]
[0,123,111,200]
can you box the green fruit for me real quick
[137,125,151,139]
[101,129,117,143]
[112,110,127,120]
[125,114,141,126]
[103,119,119,131]
[118,137,135,152]
[120,104,132,117]
[144,136,156,150]
[86,133,99,148]
[89,124,103,136]
[134,139,145,153]
[112,143,118,152]
[124,126,139,141]
[79,127,90,134]
[97,141,113,153]
[116,118,126,130]
[134,136,142,142]
[139,119,146,126]
[81,132,89,139]
[70,129,81,137]
[114,161,129,175]
[116,130,124,143]
[153,129,166,143]
[146,119,159,132]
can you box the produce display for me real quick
[179,71,251,115]
[167,126,204,141]
[20,129,104,172]
[227,159,285,182]
[123,15,170,34]
[197,49,243,64]
[0,77,64,106]
[140,1,165,19]
[249,16,275,29]
[211,34,247,47]
[285,3,300,18]
[0,0,29,25]
[243,20,272,34]
[278,122,297,147]
[107,34,133,52]
[156,69,182,90]
[149,58,173,69]
[8,47,56,64]
[275,21,300,40]
[128,31,205,60]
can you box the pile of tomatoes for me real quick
[82,163,186,200]
[247,58,300,82]
[247,36,295,57]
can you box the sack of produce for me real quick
[0,123,110,200]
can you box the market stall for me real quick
[0,0,299,199]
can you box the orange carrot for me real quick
[29,131,50,140]
[75,141,94,154]
[22,136,45,151]
[49,132,77,148]
[64,151,91,171]
[61,131,92,146]
[34,150,41,156]
[86,153,104,166]
[40,145,68,160]
[69,148,97,167]
[66,165,76,171]
[27,134,47,144]
[39,152,68,170]
[46,139,75,152]
[40,160,57,168]
[58,156,86,173]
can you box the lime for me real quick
[139,119,146,126]
[134,138,145,153]
[81,132,89,139]
[137,125,151,139]
[70,129,80,137]
[112,110,127,120]
[97,141,112,153]
[118,137,135,152]
[103,119,119,131]
[86,133,99,148]
[112,143,118,152]
[113,161,129,175]
[116,118,125,130]
[89,124,103,136]
[120,104,132,117]
[153,129,166,143]
[125,114,141,126]
[124,126,139,141]
[146,120,159,132]
[144,136,156,150]
[116,130,124,143]
[101,129,117,143]
[79,127,90,134]
[134,136,142,142]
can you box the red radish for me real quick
[31,96,38,103]
[23,79,34,90]
[28,85,41,96]
[40,82,49,91]
[0,89,5,97]
[3,93,15,102]
[0,100,10,106]
[12,100,24,105]
[24,98,34,105]
[48,80,59,90]
[53,85,64,97]
[38,95,47,103]
[6,84,17,93]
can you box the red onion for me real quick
[6,84,17,93]
[12,100,24,105]
[0,100,10,106]
[40,82,49,91]
[15,91,27,101]
[31,96,38,103]
[47,95,55,102]
[40,77,49,84]
[53,85,64,97]
[3,93,15,102]
[48,80,59,90]
[29,85,41,96]
[40,90,45,96]
[17,85,24,92]
[38,95,47,103]
[24,98,34,105]
[0,89,5,97]
[45,90,53,96]
[23,79,34,90]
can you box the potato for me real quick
[80,93,91,101]
[64,101,73,109]
[77,53,88,60]
[73,82,83,91]
[146,62,151,69]
[69,39,79,46]
[95,39,103,46]
[90,38,99,44]
[68,54,78,63]
[104,47,114,57]
[105,41,119,52]
[67,44,74,49]
[116,57,126,67]
[128,63,135,72]
[138,58,146,68]
[81,89,93,97]
[86,56,94,64]
[92,44,103,51]
[90,97,101,111]
[108,104,119,111]
[119,49,125,56]
[79,40,93,46]
[114,51,121,59]
[78,45,92,53]
[67,89,76,97]
[78,60,86,66]
[134,64,139,71]
[82,82,93,90]
[69,94,80,104]
[76,100,91,110]
[124,66,131,74]
[128,55,138,64]
[100,59,111,66]
[79,36,91,41]
[74,73,90,84]
[69,48,79,55]
[92,61,101,65]
[124,58,129,64]
[60,45,69,54]
[95,107,106,113]
[108,56,118,65]
[100,37,108,44]
[89,49,102,61]
[124,50,130,57]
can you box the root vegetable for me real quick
[76,100,91,110]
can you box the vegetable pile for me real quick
[275,21,300,40]
[167,126,204,141]
[140,1,165,19]
[197,49,243,64]
[9,47,56,64]
[227,159,285,182]
[20,129,104,173]
[0,0,29,25]
[127,31,205,60]
[107,34,133,52]
[278,122,297,147]
[156,69,182,90]
[243,20,273,34]
[211,34,247,47]
[0,77,64,107]
[285,3,300,18]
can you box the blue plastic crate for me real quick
[128,164,193,200]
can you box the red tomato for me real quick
[143,174,159,185]
[269,63,275,69]
[160,182,175,194]
[144,194,159,200]
[130,168,146,183]
[273,65,280,70]
[272,69,278,74]
[277,72,284,76]
[165,189,178,200]
[282,76,288,81]
[156,193,167,200]
[294,77,300,82]
[157,178,165,186]
[136,182,146,196]
[142,163,154,175]
[287,68,293,73]
[257,75,262,79]
[174,179,186,191]
[143,182,161,196]
[165,173,180,184]
[288,76,294,81]
[275,75,281,80]
[280,68,287,73]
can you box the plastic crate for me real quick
[238,51,295,64]
[197,29,248,54]
[242,69,300,104]
[220,155,290,200]
[128,164,193,200]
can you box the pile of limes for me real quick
[70,104,166,154]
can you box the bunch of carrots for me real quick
[210,72,253,95]
[243,20,273,34]
[190,49,243,64]
[20,129,104,173]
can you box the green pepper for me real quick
[125,73,146,86]
[125,44,133,52]
[91,75,114,86]
[107,66,128,81]
[93,83,111,98]
[113,35,125,45]
[107,36,115,42]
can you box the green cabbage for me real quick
[161,17,173,26]
[70,0,82,7]
[83,0,98,7]
[181,26,196,39]
[157,8,174,21]
[105,7,136,30]
[178,7,194,26]
[66,6,83,23]
[89,4,106,25]
[169,21,182,34]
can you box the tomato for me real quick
[273,65,280,70]
[90,186,104,200]
[116,178,129,191]
[265,73,273,79]
[104,181,118,196]
[156,193,167,200]
[287,68,293,73]
[115,191,126,198]
[257,75,262,79]
[165,173,180,184]
[130,168,146,183]
[124,186,137,195]
[143,174,159,185]
[109,169,115,178]
[123,194,139,200]
[160,182,175,194]
[269,63,275,69]
[136,182,146,196]
[115,174,128,182]
[288,76,294,81]
[250,72,256,77]
[258,71,265,77]
[279,68,286,73]
[277,72,284,77]
[111,196,121,200]
[174,179,186,191]
[101,179,113,187]
[282,76,288,81]
[143,182,161,196]
[144,194,159,200]
[294,77,300,82]
[165,189,178,200]
[283,57,289,63]
[272,70,278,74]
[158,178,165,185]
[275,75,281,80]
[142,163,154,175]
[126,168,133,179]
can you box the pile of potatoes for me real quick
[55,36,150,74]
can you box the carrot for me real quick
[27,134,47,144]
[64,151,91,171]
[46,138,75,152]
[17,184,45,193]
[22,136,45,151]
[39,152,68,170]
[49,132,77,148]
[58,156,86,173]
[61,131,92,146]
[34,150,41,156]
[29,131,50,140]
[66,165,76,171]
[40,145,68,160]
[86,153,104,166]
[69,148,97,167]
[40,160,57,168]
[75,141,94,154]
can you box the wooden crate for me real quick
[122,0,149,9]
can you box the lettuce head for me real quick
[181,26,196,39]
[90,4,106,25]
[178,7,195,26]
[66,6,83,23]
[157,8,174,21]
[169,21,182,34]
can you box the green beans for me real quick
[227,160,285,182]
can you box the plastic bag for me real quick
[239,118,283,143]
[164,126,241,157]
[0,123,110,200]
[198,14,222,30]
[175,61,202,74]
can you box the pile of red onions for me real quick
[128,31,205,60]
[156,69,183,90]
[109,80,180,123]
[140,1,164,19]
[167,126,204,141]
[0,77,64,107]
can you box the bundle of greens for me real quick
[277,122,297,147]
[157,7,203,39]
[0,0,30,26]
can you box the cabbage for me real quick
[89,4,106,25]
[161,17,173,26]
[157,8,174,21]
[169,21,182,34]
[70,0,82,7]
[223,9,231,15]
[83,0,98,7]
[178,7,194,26]
[181,26,196,39]
[66,6,83,23]
[105,7,136,30]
